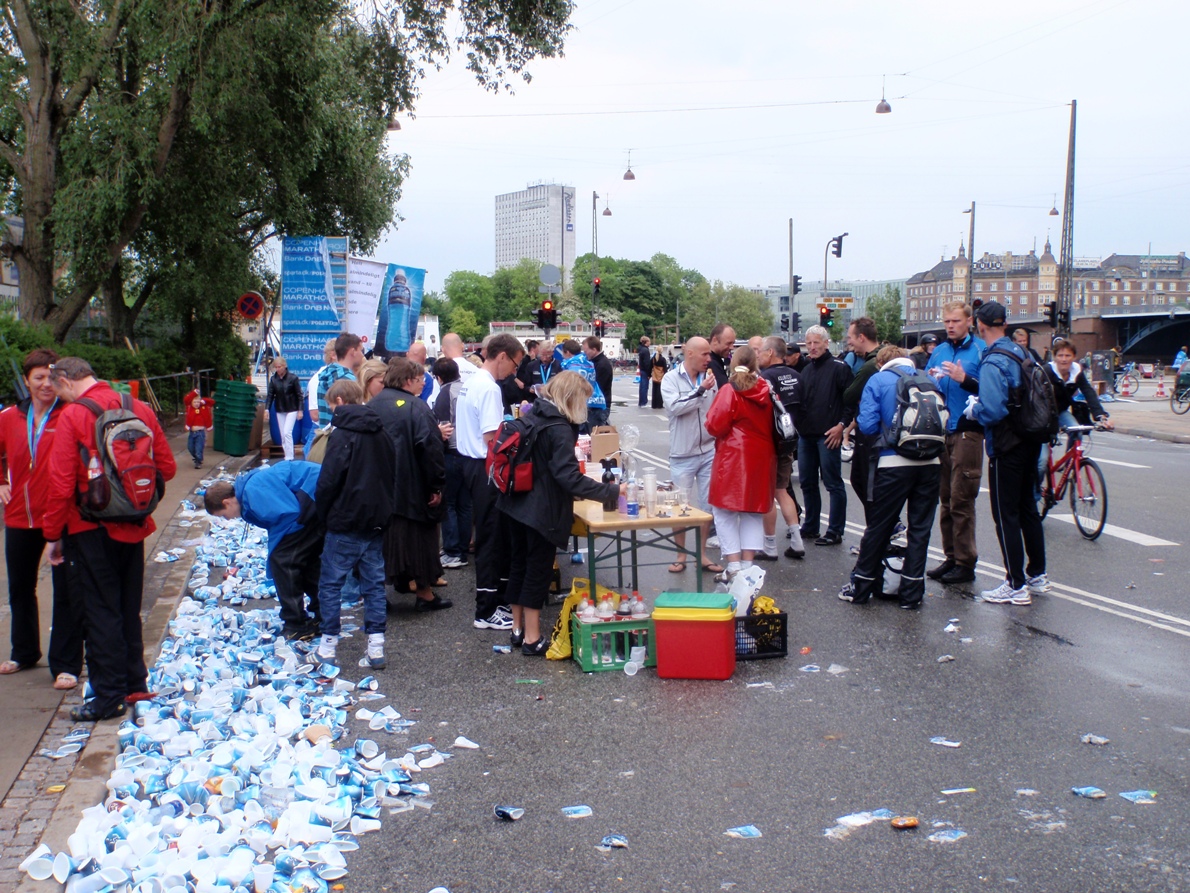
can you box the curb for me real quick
[9,452,260,892]
[1110,425,1190,445]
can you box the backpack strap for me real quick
[76,397,104,418]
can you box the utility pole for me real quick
[964,202,976,307]
[1056,100,1077,336]
[788,218,794,326]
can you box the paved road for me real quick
[7,384,1190,892]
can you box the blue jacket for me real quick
[857,358,921,459]
[972,337,1025,457]
[926,334,986,432]
[560,353,606,409]
[235,461,322,555]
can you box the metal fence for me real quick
[140,369,218,421]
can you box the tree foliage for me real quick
[0,0,574,346]
[866,285,905,345]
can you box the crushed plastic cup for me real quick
[1119,789,1157,804]
[1072,786,1108,799]
[622,661,641,676]
[493,805,525,821]
[927,829,968,843]
[724,825,762,838]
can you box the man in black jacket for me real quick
[584,336,614,426]
[840,317,881,521]
[708,323,737,387]
[314,383,395,668]
[637,336,653,406]
[266,357,304,461]
[795,325,853,545]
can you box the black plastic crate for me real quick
[735,612,788,660]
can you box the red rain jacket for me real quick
[0,398,63,529]
[705,378,776,514]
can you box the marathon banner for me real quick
[345,258,386,348]
[280,236,342,382]
[373,264,426,359]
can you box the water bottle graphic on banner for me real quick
[382,269,413,353]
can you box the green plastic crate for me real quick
[570,615,656,673]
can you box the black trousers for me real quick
[462,456,510,620]
[6,526,83,676]
[505,516,557,611]
[850,463,941,606]
[63,528,146,713]
[268,522,324,628]
[987,442,1046,589]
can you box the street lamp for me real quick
[963,202,976,306]
[875,76,891,114]
[623,150,636,181]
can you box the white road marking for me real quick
[631,448,671,470]
[1046,513,1178,547]
[841,522,1190,639]
[1090,458,1151,469]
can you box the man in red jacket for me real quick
[43,358,177,722]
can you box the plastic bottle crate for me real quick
[569,616,656,673]
[735,612,788,660]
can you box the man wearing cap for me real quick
[912,333,939,370]
[967,301,1050,606]
[926,301,986,585]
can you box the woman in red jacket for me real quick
[0,349,82,689]
[705,345,776,584]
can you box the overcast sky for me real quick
[369,0,1189,294]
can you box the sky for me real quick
[368,0,1190,294]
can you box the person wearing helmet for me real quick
[911,333,939,370]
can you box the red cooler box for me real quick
[653,592,736,680]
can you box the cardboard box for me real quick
[589,425,620,463]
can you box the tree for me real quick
[866,285,905,345]
[0,0,573,341]
[491,258,543,322]
[443,271,496,329]
[448,308,483,343]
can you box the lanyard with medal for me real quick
[28,398,58,469]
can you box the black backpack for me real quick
[987,348,1060,443]
[881,367,948,460]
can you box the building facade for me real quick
[494,184,576,285]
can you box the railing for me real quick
[139,369,216,421]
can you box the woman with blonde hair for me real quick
[704,345,776,584]
[357,359,389,399]
[497,371,622,654]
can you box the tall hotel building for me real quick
[494,184,576,285]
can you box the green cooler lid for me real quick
[654,592,733,611]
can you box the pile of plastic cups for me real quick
[21,481,449,893]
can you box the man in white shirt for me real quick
[442,332,476,381]
[455,333,525,630]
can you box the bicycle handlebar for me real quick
[1060,424,1107,434]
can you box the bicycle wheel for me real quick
[1119,373,1139,397]
[1173,387,1190,415]
[1069,458,1107,540]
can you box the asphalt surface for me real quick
[5,381,1188,893]
[335,397,1189,893]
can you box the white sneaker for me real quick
[980,581,1030,605]
[706,536,720,550]
[316,634,338,662]
[1026,574,1052,595]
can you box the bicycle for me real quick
[1037,424,1108,540]
[1112,362,1139,397]
[1172,366,1190,415]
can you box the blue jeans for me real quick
[638,375,649,407]
[798,435,847,537]
[187,429,205,464]
[318,530,387,637]
[441,451,473,559]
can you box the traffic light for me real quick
[819,306,834,328]
[593,319,604,337]
[593,277,601,299]
[1045,301,1057,328]
[792,275,803,296]
[789,312,800,333]
[539,299,557,329]
[1057,308,1071,329]
[781,314,790,333]
[830,233,847,258]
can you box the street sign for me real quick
[538,285,561,294]
[539,264,561,287]
[237,291,265,319]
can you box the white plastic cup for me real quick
[623,661,640,677]
[252,863,274,893]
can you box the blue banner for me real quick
[281,237,343,382]
[374,265,426,358]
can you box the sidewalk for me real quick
[1098,379,1190,444]
[0,430,257,888]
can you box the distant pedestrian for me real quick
[1011,327,1043,364]
[266,357,303,461]
[838,346,941,610]
[584,336,614,426]
[757,336,804,560]
[1174,346,1189,371]
[432,358,470,571]
[650,346,669,408]
[0,349,84,690]
[637,336,653,406]
[185,391,215,469]
[45,358,176,720]
[705,346,775,584]
[968,301,1051,606]
[795,325,852,546]
[840,317,881,521]
[912,333,939,370]
[313,382,395,669]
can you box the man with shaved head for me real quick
[406,341,438,404]
[660,336,723,575]
[442,333,476,382]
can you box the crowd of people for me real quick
[0,304,1117,719]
